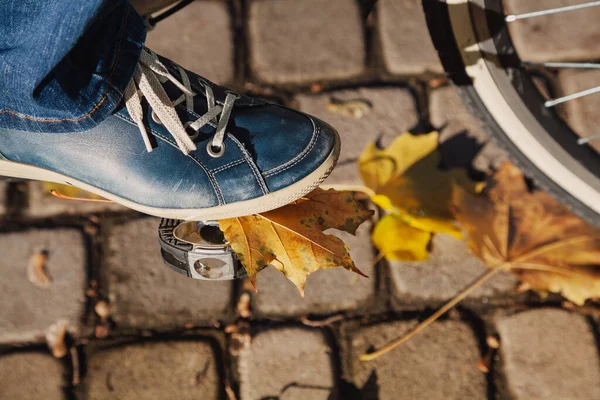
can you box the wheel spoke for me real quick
[545,85,600,107]
[522,61,600,69]
[505,1,600,22]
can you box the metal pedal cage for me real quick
[158,218,246,280]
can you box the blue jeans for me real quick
[0,0,146,133]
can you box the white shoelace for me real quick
[124,48,238,156]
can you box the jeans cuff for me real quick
[0,3,147,133]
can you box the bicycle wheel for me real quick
[423,0,600,226]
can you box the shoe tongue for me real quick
[158,55,262,107]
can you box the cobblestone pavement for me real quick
[1,1,600,399]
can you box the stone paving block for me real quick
[377,0,443,75]
[347,320,486,399]
[0,229,86,343]
[556,69,600,154]
[390,234,517,307]
[86,340,221,399]
[253,221,378,317]
[26,181,126,218]
[248,0,365,84]
[504,0,600,63]
[0,352,65,400]
[495,308,600,400]
[105,218,233,330]
[146,1,234,85]
[430,85,507,171]
[297,87,418,184]
[239,327,336,400]
[0,180,6,216]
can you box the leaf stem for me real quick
[319,184,376,198]
[360,266,504,361]
[371,251,385,268]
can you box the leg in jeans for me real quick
[0,0,340,220]
[0,0,146,132]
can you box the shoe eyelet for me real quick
[206,141,225,158]
[184,121,200,140]
[225,90,241,100]
[151,110,162,125]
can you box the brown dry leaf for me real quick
[94,323,110,339]
[28,250,52,289]
[311,83,324,93]
[229,331,251,356]
[452,162,600,305]
[486,335,500,349]
[46,319,69,358]
[477,354,492,374]
[219,188,373,295]
[237,292,251,318]
[428,77,449,89]
[94,301,111,320]
[326,98,372,119]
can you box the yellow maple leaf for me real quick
[359,131,472,261]
[42,182,109,201]
[452,162,600,305]
[371,215,430,261]
[219,188,374,295]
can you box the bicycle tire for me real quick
[423,0,600,226]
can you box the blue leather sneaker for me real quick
[0,49,339,220]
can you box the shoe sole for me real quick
[0,130,340,220]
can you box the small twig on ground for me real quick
[71,347,80,385]
[300,314,345,327]
[224,382,237,400]
[360,266,504,361]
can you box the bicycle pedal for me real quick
[158,218,246,280]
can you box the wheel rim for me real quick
[443,0,600,217]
